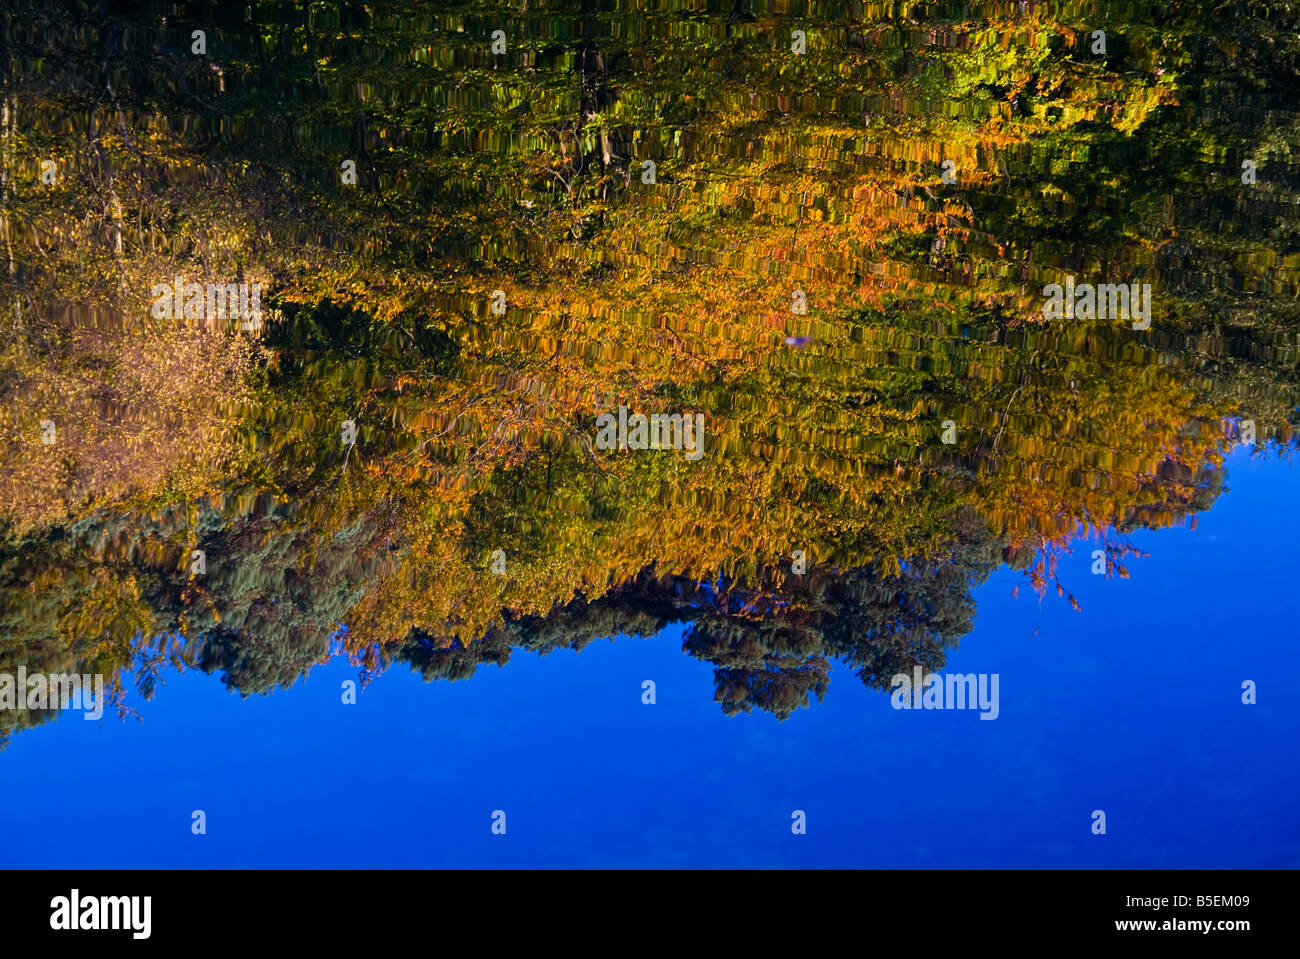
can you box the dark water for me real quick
[0,1,1297,867]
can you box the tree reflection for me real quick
[2,0,1299,739]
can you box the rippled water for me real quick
[0,0,1297,866]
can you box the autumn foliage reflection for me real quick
[2,0,1300,739]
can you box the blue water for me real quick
[2,448,1297,868]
